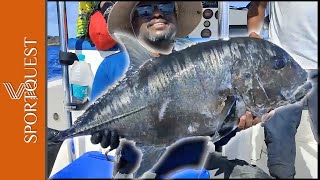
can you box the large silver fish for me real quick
[47,33,311,177]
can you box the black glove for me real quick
[91,129,120,150]
[91,130,140,175]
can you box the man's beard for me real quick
[146,26,176,42]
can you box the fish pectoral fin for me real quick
[211,95,238,143]
[114,33,153,73]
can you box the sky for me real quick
[47,1,250,38]
[47,2,78,37]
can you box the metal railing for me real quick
[218,1,230,40]
[56,1,74,163]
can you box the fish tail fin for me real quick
[47,128,64,178]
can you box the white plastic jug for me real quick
[70,54,93,104]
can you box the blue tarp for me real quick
[51,151,114,179]
[51,151,210,179]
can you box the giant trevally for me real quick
[47,33,311,178]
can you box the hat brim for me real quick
[107,1,202,40]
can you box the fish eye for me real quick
[244,72,251,79]
[272,57,286,70]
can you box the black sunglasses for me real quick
[135,2,175,18]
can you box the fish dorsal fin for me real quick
[114,32,153,72]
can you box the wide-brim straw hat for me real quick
[107,1,202,40]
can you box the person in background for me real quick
[247,1,318,178]
[76,1,117,50]
[89,1,266,178]
[76,1,100,39]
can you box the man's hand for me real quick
[238,111,261,130]
[247,1,268,38]
[214,111,265,146]
[238,110,276,130]
[249,32,262,39]
[90,130,120,150]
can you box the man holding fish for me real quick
[89,1,271,178]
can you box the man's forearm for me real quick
[247,1,268,35]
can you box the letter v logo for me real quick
[3,82,25,100]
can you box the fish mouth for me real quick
[285,81,312,103]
